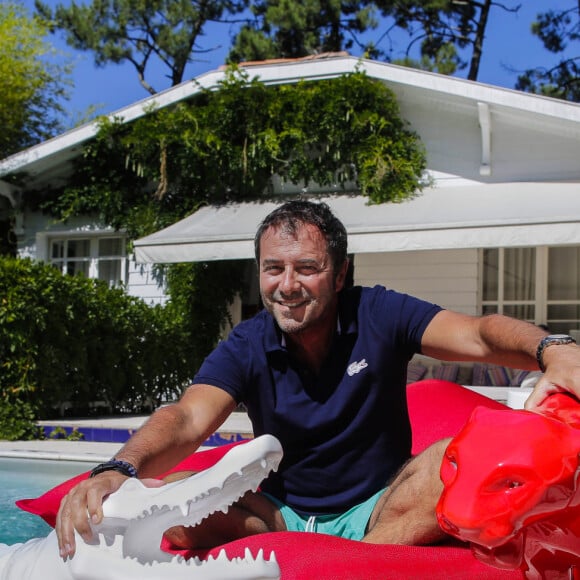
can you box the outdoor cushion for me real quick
[510,369,530,386]
[485,364,512,386]
[406,362,428,383]
[431,364,460,383]
[471,363,488,385]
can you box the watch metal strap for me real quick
[535,334,576,373]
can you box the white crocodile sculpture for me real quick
[0,435,283,580]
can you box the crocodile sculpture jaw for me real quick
[0,435,283,580]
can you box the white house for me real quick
[2,54,580,387]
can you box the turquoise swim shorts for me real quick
[262,488,386,541]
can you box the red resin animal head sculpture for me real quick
[437,393,580,579]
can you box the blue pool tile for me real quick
[41,425,251,446]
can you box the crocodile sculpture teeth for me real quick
[0,435,283,580]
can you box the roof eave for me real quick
[3,55,580,179]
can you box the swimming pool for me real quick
[0,458,92,545]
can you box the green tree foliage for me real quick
[516,5,580,102]
[0,256,195,439]
[0,2,70,157]
[228,0,379,61]
[229,1,521,80]
[374,0,521,79]
[34,0,525,98]
[35,0,248,94]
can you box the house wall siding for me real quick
[398,96,482,180]
[353,249,480,314]
[396,92,580,182]
[17,211,166,305]
[17,212,111,258]
[127,259,166,305]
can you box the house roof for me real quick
[2,54,580,191]
[134,182,580,263]
[4,53,580,264]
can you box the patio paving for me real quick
[0,412,253,462]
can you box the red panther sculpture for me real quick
[437,392,580,580]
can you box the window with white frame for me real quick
[481,246,580,334]
[49,235,128,286]
[547,246,580,334]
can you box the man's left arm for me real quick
[420,310,580,409]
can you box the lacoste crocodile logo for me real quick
[347,359,368,376]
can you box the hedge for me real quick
[0,257,195,440]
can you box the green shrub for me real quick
[0,256,195,439]
[0,398,41,441]
[47,426,84,440]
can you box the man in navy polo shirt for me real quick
[57,200,580,558]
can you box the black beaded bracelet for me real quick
[89,458,138,479]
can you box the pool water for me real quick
[0,458,92,545]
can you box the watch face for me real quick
[548,334,572,340]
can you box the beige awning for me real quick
[134,182,580,263]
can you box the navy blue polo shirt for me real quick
[193,285,442,515]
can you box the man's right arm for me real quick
[55,384,237,560]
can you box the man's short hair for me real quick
[254,200,348,274]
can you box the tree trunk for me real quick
[468,0,492,81]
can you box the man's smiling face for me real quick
[258,223,346,335]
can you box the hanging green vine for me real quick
[37,66,427,363]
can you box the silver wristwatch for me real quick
[536,334,576,373]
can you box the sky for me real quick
[20,0,577,127]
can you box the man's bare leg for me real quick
[162,472,287,549]
[363,438,451,545]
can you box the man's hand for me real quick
[56,473,167,560]
[55,471,128,560]
[525,344,580,410]
[55,471,127,561]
